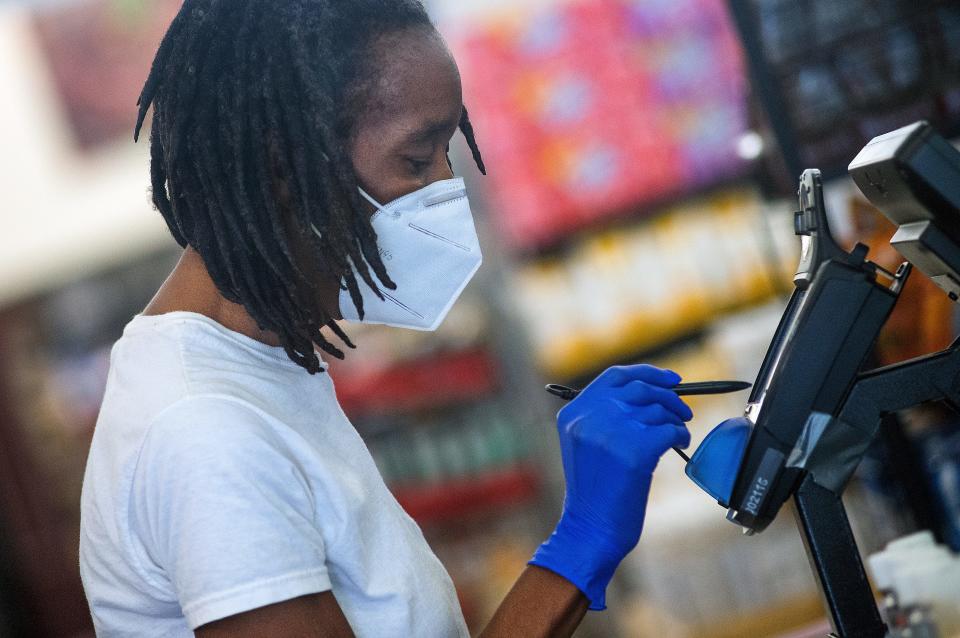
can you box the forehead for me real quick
[356,27,463,138]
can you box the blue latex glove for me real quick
[684,417,752,506]
[529,365,692,610]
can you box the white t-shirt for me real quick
[79,311,468,637]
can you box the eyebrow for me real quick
[402,117,460,145]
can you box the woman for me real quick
[79,1,694,636]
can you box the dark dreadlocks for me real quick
[134,0,486,374]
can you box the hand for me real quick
[529,365,692,610]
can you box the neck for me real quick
[143,247,283,348]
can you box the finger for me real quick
[616,381,693,421]
[594,364,681,390]
[621,402,684,428]
[643,422,692,452]
[672,423,692,450]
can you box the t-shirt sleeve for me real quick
[130,395,332,629]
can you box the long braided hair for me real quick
[135,0,485,374]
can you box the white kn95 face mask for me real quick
[318,177,483,331]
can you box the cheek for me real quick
[347,123,423,204]
[346,134,375,193]
[347,124,395,199]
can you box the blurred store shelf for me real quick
[334,347,500,417]
[617,593,824,638]
[394,464,540,527]
[509,189,798,379]
[453,0,750,250]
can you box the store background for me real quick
[0,0,958,636]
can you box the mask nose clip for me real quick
[424,187,467,207]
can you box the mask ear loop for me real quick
[358,188,387,214]
[335,188,400,313]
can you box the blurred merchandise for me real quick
[895,405,960,553]
[0,7,170,310]
[455,0,749,248]
[508,189,793,378]
[847,195,957,366]
[327,291,494,412]
[621,513,823,638]
[920,429,960,552]
[334,347,500,417]
[32,0,181,149]
[361,404,538,524]
[731,0,960,185]
[867,531,960,637]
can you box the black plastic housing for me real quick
[724,170,905,533]
[726,259,899,532]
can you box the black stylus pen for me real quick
[544,380,752,463]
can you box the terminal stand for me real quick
[792,338,960,637]
[793,476,886,638]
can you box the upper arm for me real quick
[195,592,355,638]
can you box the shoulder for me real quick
[140,395,292,470]
[131,312,325,415]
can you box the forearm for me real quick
[479,566,589,638]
